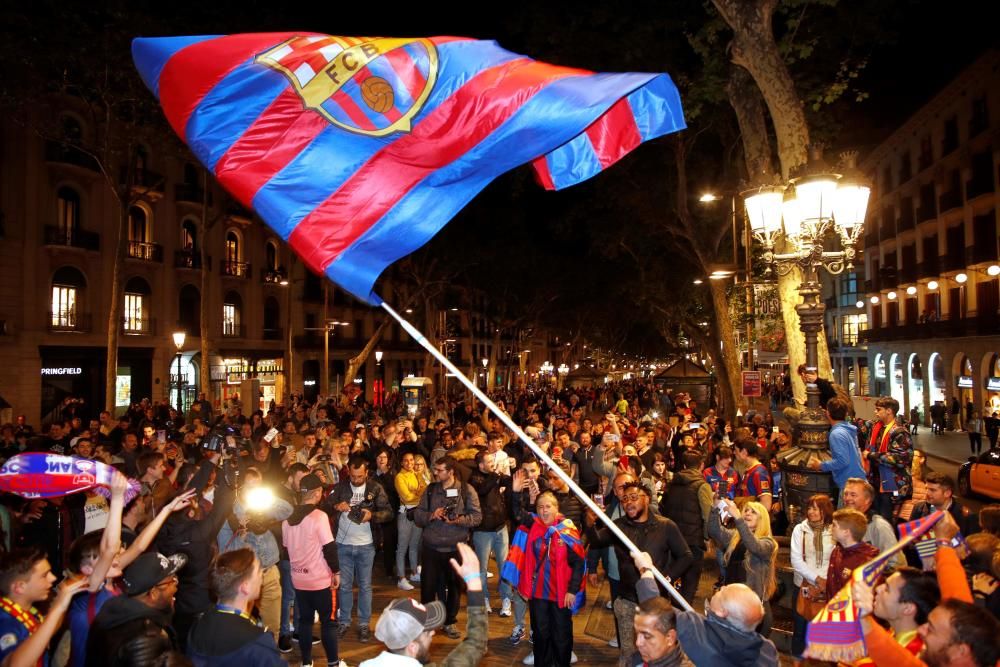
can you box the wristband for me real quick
[462,573,480,583]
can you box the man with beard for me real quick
[360,543,486,667]
[854,512,1000,667]
[848,567,939,665]
[587,481,693,662]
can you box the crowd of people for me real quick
[2,380,1000,667]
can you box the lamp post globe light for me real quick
[742,148,871,521]
[172,331,186,410]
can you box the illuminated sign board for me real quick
[957,375,974,388]
[41,367,82,375]
[987,377,1000,392]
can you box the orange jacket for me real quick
[863,547,972,666]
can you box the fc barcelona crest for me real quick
[256,35,439,137]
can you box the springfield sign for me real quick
[41,367,82,376]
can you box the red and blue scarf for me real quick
[502,514,586,613]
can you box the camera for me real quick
[201,425,246,454]
[444,498,459,521]
[348,505,364,523]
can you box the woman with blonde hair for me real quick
[708,497,779,636]
[394,452,428,590]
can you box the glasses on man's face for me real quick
[433,468,448,475]
[623,493,644,503]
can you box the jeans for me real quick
[396,511,422,578]
[338,542,376,627]
[612,597,638,661]
[513,590,528,626]
[277,559,299,636]
[472,527,511,602]
[295,587,338,664]
[680,545,704,604]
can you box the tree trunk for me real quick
[104,203,128,413]
[716,9,834,402]
[709,280,744,420]
[344,319,390,386]
[199,170,211,408]
[712,0,810,181]
[422,299,437,381]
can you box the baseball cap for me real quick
[299,473,324,494]
[374,598,446,649]
[121,552,187,596]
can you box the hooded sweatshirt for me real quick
[186,608,284,667]
[282,503,339,591]
[821,421,865,490]
[636,576,777,667]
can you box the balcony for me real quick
[221,260,250,278]
[127,240,163,262]
[916,201,936,223]
[43,225,100,251]
[174,183,213,205]
[938,190,962,213]
[120,167,165,195]
[861,315,1000,343]
[917,258,939,279]
[221,323,246,338]
[966,176,994,200]
[47,311,92,333]
[899,264,917,284]
[121,316,156,335]
[971,243,1000,265]
[174,250,210,270]
[942,252,965,272]
[261,268,286,284]
[293,334,324,348]
[44,141,100,172]
[262,327,283,341]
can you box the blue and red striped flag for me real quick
[132,33,685,303]
[804,510,944,662]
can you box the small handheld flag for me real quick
[804,510,944,662]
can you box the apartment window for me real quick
[841,314,868,346]
[56,187,80,241]
[223,291,242,336]
[918,136,933,170]
[128,205,150,243]
[899,152,912,184]
[881,165,893,193]
[971,95,989,136]
[122,277,151,333]
[181,218,197,251]
[50,267,86,329]
[123,293,144,332]
[942,115,959,155]
[265,240,279,271]
[226,230,242,262]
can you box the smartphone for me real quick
[772,426,779,434]
[263,427,279,443]
[156,430,166,444]
[592,493,605,509]
[718,480,729,497]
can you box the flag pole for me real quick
[381,301,694,612]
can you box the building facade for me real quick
[861,49,1000,424]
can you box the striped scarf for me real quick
[501,514,587,613]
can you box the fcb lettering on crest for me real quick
[256,35,438,137]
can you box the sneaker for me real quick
[442,624,461,639]
[608,637,619,648]
[398,578,414,591]
[499,598,513,617]
[509,624,525,645]
[605,599,613,610]
[571,652,579,664]
[485,601,492,614]
[359,626,371,643]
[277,635,293,653]
[522,654,535,665]
[337,624,350,640]
[487,571,494,578]
[410,572,421,583]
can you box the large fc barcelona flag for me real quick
[132,33,686,302]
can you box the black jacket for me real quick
[661,468,711,549]
[186,608,285,667]
[154,459,235,615]
[85,596,176,667]
[588,512,694,602]
[468,470,512,532]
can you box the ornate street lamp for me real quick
[172,331,186,410]
[742,148,871,521]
